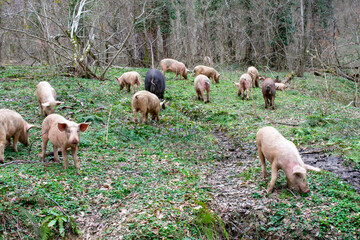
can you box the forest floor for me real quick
[0,65,360,239]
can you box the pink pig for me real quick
[194,74,211,103]
[36,81,63,116]
[41,114,89,169]
[0,109,35,163]
[256,126,321,193]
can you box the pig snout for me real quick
[71,138,79,145]
[300,184,310,193]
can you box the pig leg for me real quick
[0,139,5,163]
[53,145,60,162]
[38,101,43,115]
[264,97,268,109]
[206,89,210,103]
[271,95,275,110]
[131,84,135,94]
[145,112,149,123]
[140,110,146,124]
[246,89,250,100]
[133,109,138,124]
[196,89,201,100]
[126,84,130,93]
[268,164,279,193]
[61,147,69,169]
[201,90,207,103]
[258,147,267,179]
[136,82,140,93]
[12,132,20,153]
[41,135,49,162]
[255,77,259,88]
[71,146,80,169]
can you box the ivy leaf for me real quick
[48,219,57,227]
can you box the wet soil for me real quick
[208,129,360,239]
[301,152,360,193]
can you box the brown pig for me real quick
[36,81,63,116]
[235,73,252,100]
[193,65,220,83]
[247,66,259,88]
[41,114,89,169]
[261,78,276,110]
[0,109,35,163]
[194,74,211,103]
[159,58,188,80]
[116,71,141,94]
[275,83,286,91]
[132,90,165,124]
[256,126,321,193]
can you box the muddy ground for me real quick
[208,130,360,239]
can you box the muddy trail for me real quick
[300,152,360,193]
[207,129,360,239]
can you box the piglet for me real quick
[116,71,141,94]
[41,114,89,169]
[160,58,188,80]
[132,90,165,124]
[235,73,252,100]
[0,109,35,163]
[261,78,276,110]
[193,65,220,83]
[36,81,63,116]
[256,126,321,193]
[247,66,259,88]
[275,83,286,91]
[194,74,211,103]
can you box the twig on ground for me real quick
[267,121,300,126]
[40,189,70,222]
[300,148,333,155]
[346,101,354,107]
[288,189,300,199]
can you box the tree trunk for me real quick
[296,0,310,77]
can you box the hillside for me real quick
[0,66,359,239]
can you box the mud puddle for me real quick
[301,152,360,193]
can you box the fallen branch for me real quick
[300,148,333,155]
[287,189,300,199]
[268,121,300,126]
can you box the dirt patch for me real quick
[208,129,360,239]
[208,130,272,238]
[301,152,360,193]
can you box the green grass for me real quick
[0,65,360,239]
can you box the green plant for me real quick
[40,208,82,240]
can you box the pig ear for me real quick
[42,102,50,107]
[58,123,68,132]
[79,123,90,132]
[293,165,306,175]
[304,164,322,172]
[25,124,36,132]
[56,101,63,106]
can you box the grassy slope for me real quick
[0,66,359,239]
